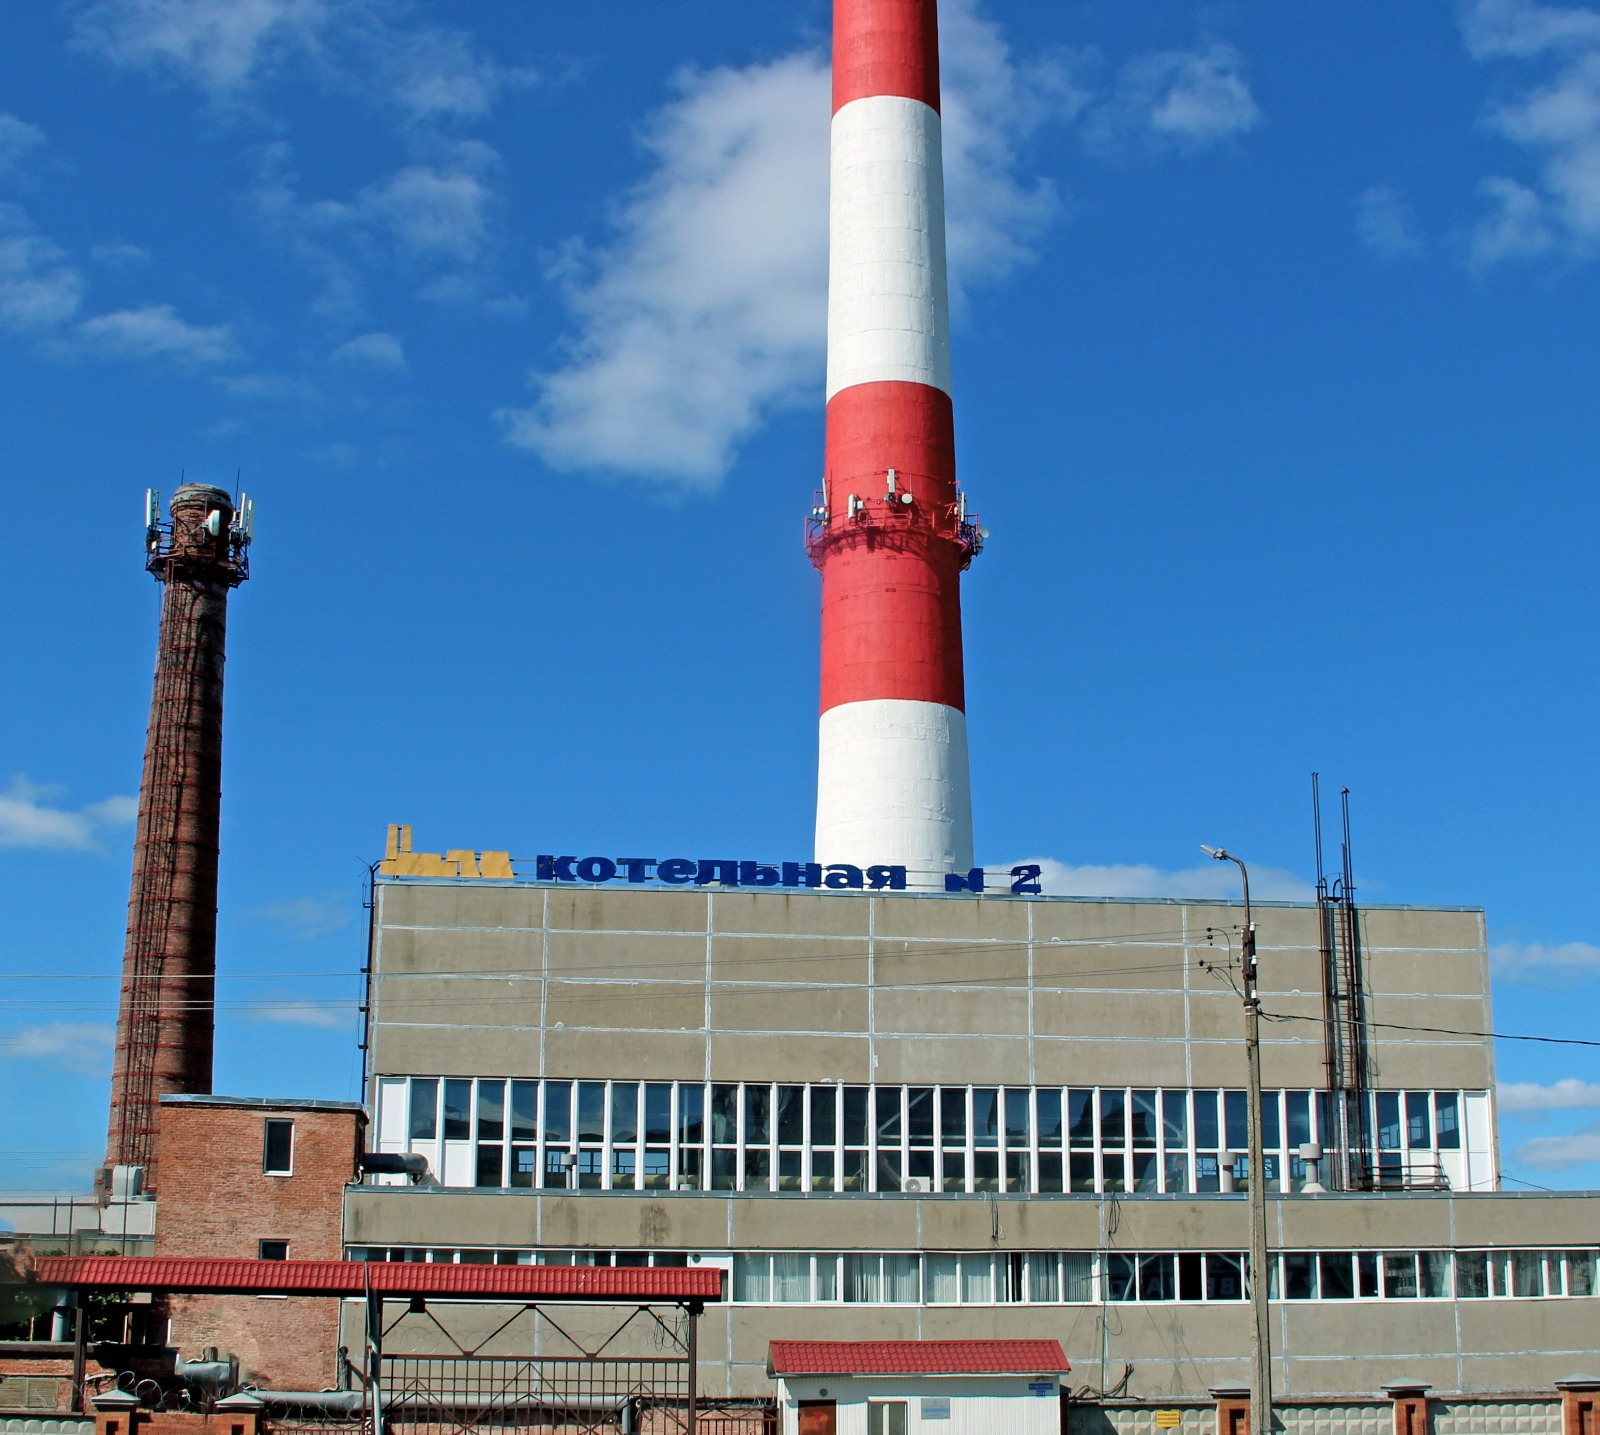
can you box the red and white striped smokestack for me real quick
[809,0,981,883]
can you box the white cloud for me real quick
[361,153,494,263]
[1515,1121,1600,1169]
[76,0,530,121]
[75,303,239,365]
[1085,42,1261,155]
[1499,1077,1600,1112]
[998,858,1314,902]
[1462,0,1600,264]
[256,893,351,939]
[332,330,406,368]
[1356,184,1426,260]
[246,1001,354,1030]
[1491,938,1600,978]
[0,1022,115,1076]
[502,0,1084,487]
[0,113,46,175]
[90,242,154,267]
[0,777,137,851]
[0,206,85,333]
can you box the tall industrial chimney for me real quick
[106,483,252,1190]
[809,0,982,883]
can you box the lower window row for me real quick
[345,1246,1597,1304]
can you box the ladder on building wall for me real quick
[1315,779,1372,1192]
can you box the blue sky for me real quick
[3,0,1600,1195]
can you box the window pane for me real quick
[1070,1152,1096,1192]
[732,1255,769,1302]
[1039,1152,1064,1193]
[711,1148,737,1190]
[644,1084,672,1144]
[906,1087,934,1143]
[974,1150,1000,1191]
[844,1254,881,1302]
[811,1150,835,1192]
[1383,1254,1418,1298]
[475,1145,502,1188]
[816,1256,838,1301]
[1419,1251,1451,1298]
[1283,1253,1316,1300]
[778,1150,802,1191]
[744,1148,771,1189]
[1163,1090,1188,1147]
[1029,1254,1060,1303]
[1038,1089,1063,1147]
[842,1147,868,1192]
[843,1087,869,1147]
[1067,1089,1095,1145]
[1131,1091,1158,1147]
[869,1403,908,1435]
[1319,1253,1354,1299]
[1224,1091,1248,1150]
[1435,1093,1461,1150]
[811,1086,837,1145]
[409,1080,438,1141]
[926,1254,959,1303]
[1105,1254,1135,1302]
[544,1082,572,1144]
[577,1083,605,1143]
[939,1088,966,1143]
[1164,1153,1189,1193]
[777,1086,805,1145]
[263,1119,293,1173]
[1139,1254,1175,1301]
[1005,1089,1031,1147]
[1406,1092,1432,1148]
[1286,1092,1311,1148]
[510,1082,538,1142]
[1194,1091,1219,1150]
[1512,1251,1545,1297]
[444,1080,472,1141]
[1206,1255,1244,1302]
[875,1086,902,1143]
[1133,1152,1159,1192]
[1100,1090,1126,1146]
[1456,1252,1490,1298]
[711,1084,739,1144]
[773,1254,809,1301]
[745,1085,771,1145]
[1376,1092,1402,1150]
[961,1254,994,1304]
[478,1081,505,1142]
[1568,1251,1597,1297]
[1260,1092,1281,1149]
[884,1254,919,1302]
[678,1084,704,1144]
[876,1150,902,1192]
[1102,1153,1126,1193]
[973,1089,1000,1148]
[1358,1252,1380,1298]
[1064,1253,1095,1302]
[511,1145,537,1188]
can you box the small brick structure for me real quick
[154,1095,364,1391]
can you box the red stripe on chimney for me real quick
[833,0,941,114]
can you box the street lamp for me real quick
[1202,845,1273,1435]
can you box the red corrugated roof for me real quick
[769,1340,1069,1377]
[33,1256,722,1302]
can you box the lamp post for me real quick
[1202,845,1273,1435]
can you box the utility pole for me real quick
[1204,845,1273,1435]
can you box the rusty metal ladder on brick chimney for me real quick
[1316,778,1372,1192]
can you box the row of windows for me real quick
[381,1076,1474,1196]
[343,1246,1596,1305]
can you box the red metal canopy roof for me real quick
[769,1340,1069,1377]
[34,1256,722,1303]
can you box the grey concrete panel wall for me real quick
[370,883,1493,1098]
[1433,1400,1562,1435]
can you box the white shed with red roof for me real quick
[768,1339,1070,1435]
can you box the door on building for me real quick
[797,1401,837,1435]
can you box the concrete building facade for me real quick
[347,871,1600,1401]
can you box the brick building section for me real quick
[155,1096,364,1390]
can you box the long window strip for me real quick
[335,1246,1599,1304]
[389,1078,1480,1196]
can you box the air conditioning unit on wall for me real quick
[902,1177,930,1194]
